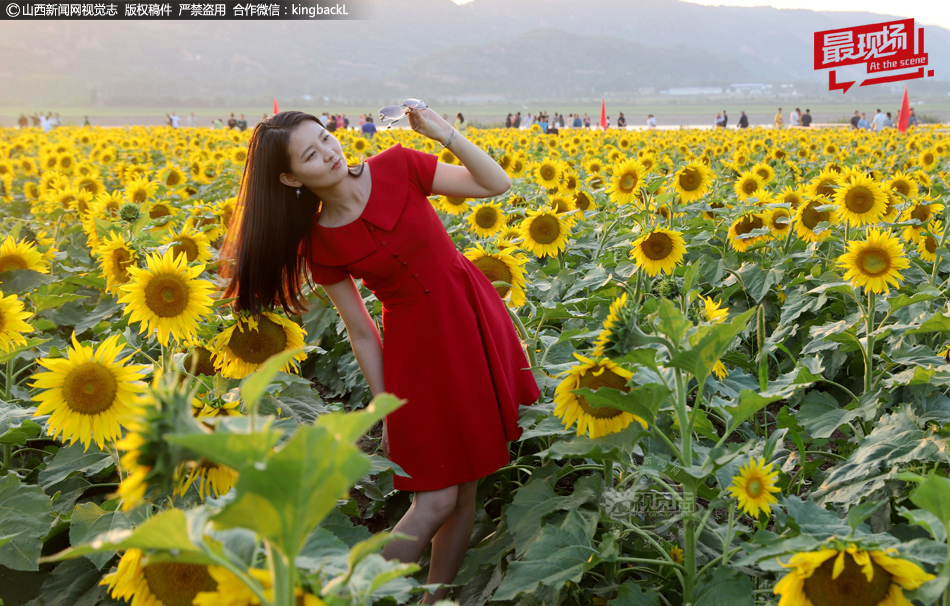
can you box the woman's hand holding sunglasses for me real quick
[378,99,454,145]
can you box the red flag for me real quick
[599,98,607,131]
[898,86,910,133]
[273,97,279,115]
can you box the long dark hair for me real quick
[220,111,359,314]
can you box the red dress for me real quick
[304,144,540,492]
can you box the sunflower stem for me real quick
[267,540,296,606]
[0,444,10,476]
[616,556,685,572]
[3,360,12,401]
[864,291,875,395]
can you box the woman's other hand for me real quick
[407,107,454,145]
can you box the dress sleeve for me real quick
[306,257,349,285]
[402,146,439,196]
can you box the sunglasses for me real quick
[378,98,427,129]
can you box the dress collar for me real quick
[306,144,410,266]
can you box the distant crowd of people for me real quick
[844,107,918,131]
[17,113,70,132]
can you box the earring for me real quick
[296,188,301,198]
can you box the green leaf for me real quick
[693,567,754,606]
[910,474,950,532]
[887,292,937,312]
[739,264,784,303]
[38,443,114,489]
[29,293,87,313]
[166,428,282,472]
[43,509,199,562]
[239,348,307,411]
[655,298,689,346]
[899,508,947,543]
[0,337,51,364]
[68,503,131,569]
[0,475,52,571]
[795,391,862,440]
[212,423,373,559]
[908,313,950,334]
[543,422,648,461]
[0,270,56,293]
[608,581,662,606]
[492,510,598,600]
[724,390,785,435]
[316,393,404,443]
[22,558,109,606]
[574,384,668,428]
[668,308,754,381]
[846,500,885,531]
[0,403,41,446]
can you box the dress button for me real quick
[401,261,408,266]
[425,289,430,294]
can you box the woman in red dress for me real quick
[221,107,539,603]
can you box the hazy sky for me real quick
[683,0,950,31]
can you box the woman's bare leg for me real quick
[420,480,478,604]
[382,485,459,564]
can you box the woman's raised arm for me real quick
[406,108,511,200]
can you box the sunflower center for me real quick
[735,215,764,236]
[816,180,836,198]
[575,365,628,419]
[62,362,117,415]
[923,152,935,165]
[143,562,217,606]
[618,172,639,193]
[473,257,513,298]
[858,249,891,276]
[911,205,932,223]
[166,171,182,187]
[891,180,911,196]
[803,553,892,606]
[575,192,592,210]
[475,207,499,229]
[926,235,937,254]
[679,168,701,192]
[150,204,171,219]
[539,165,557,181]
[642,232,674,260]
[144,274,190,318]
[184,346,217,376]
[228,317,288,364]
[0,254,28,273]
[802,204,829,229]
[741,178,759,196]
[746,478,763,498]
[528,215,561,245]
[132,189,148,204]
[445,196,466,207]
[172,238,199,263]
[111,248,133,284]
[844,186,875,214]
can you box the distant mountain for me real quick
[1,0,946,106]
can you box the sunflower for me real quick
[917,221,943,262]
[159,163,188,189]
[32,334,148,450]
[95,231,137,294]
[161,226,213,265]
[728,212,769,252]
[118,249,216,346]
[124,175,159,205]
[673,162,714,203]
[553,353,647,439]
[837,229,910,294]
[438,195,470,215]
[670,545,685,565]
[727,457,780,518]
[0,235,49,276]
[885,171,918,198]
[211,311,307,379]
[630,227,687,276]
[606,158,646,206]
[807,169,840,199]
[901,200,945,242]
[751,161,776,184]
[734,171,765,201]
[194,565,325,606]
[533,157,564,189]
[592,292,629,357]
[175,460,238,500]
[795,200,838,243]
[547,192,576,217]
[101,548,218,606]
[701,295,728,324]
[832,175,887,228]
[918,149,938,171]
[519,208,570,258]
[774,545,935,606]
[464,202,505,238]
[464,244,528,307]
[775,186,805,209]
[573,190,596,214]
[767,207,792,238]
[0,292,33,352]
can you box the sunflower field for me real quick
[3,120,950,606]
